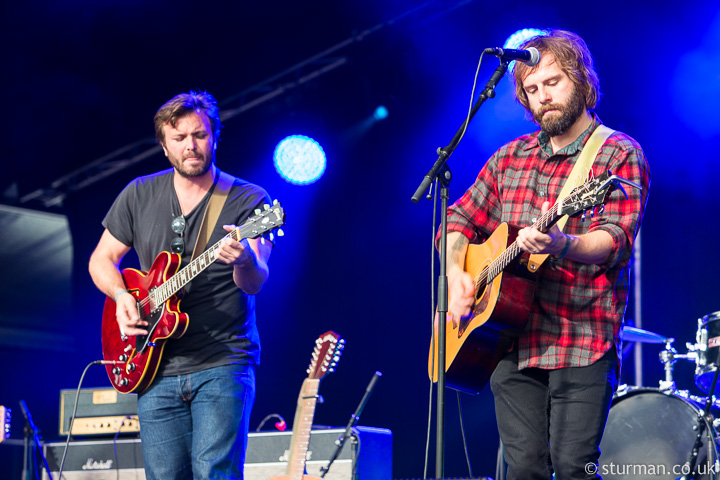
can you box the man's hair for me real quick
[512,30,601,112]
[154,90,222,145]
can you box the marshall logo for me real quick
[82,458,114,470]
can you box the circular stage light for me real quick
[273,135,326,185]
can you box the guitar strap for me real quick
[527,124,615,271]
[191,170,235,261]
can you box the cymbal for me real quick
[621,326,668,344]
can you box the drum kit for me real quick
[599,312,720,480]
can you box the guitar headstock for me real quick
[238,200,286,242]
[0,406,10,444]
[307,331,344,380]
[558,171,639,219]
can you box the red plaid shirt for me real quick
[446,114,651,370]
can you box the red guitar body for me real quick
[101,251,188,394]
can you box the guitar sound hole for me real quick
[475,279,487,300]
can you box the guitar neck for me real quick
[286,378,320,478]
[486,203,563,282]
[153,229,244,306]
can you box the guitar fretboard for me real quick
[149,222,265,310]
[287,378,320,479]
[477,203,562,288]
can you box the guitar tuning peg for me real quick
[581,212,587,222]
[273,199,279,205]
[260,237,266,245]
[589,209,595,218]
[269,232,275,241]
[277,229,285,237]
[254,208,261,215]
[263,204,270,210]
[599,205,605,214]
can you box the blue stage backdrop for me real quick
[2,1,719,478]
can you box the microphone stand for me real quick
[19,400,53,480]
[412,59,509,479]
[678,348,720,480]
[319,371,382,478]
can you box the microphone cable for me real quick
[424,48,493,478]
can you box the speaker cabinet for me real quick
[42,426,392,480]
[43,438,144,480]
[245,426,392,479]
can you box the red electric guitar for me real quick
[270,331,344,480]
[101,202,285,394]
[428,172,640,394]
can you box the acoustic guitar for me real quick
[101,202,285,394]
[428,172,639,394]
[270,331,344,480]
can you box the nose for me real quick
[538,86,552,104]
[185,136,197,151]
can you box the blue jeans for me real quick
[137,364,256,480]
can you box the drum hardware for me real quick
[678,345,720,480]
[657,338,700,391]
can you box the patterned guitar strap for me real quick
[527,124,615,272]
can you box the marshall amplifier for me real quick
[43,438,144,480]
[43,426,392,479]
[245,426,392,480]
[59,387,139,436]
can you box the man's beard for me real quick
[532,84,586,137]
[169,150,214,178]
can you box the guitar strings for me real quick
[134,228,241,311]
[471,179,594,290]
[472,202,560,290]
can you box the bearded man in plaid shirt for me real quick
[444,30,650,479]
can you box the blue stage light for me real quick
[373,105,389,121]
[273,135,326,185]
[504,28,546,50]
[503,28,547,70]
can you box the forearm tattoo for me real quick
[449,235,469,265]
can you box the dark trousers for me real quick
[490,347,617,480]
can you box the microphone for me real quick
[484,47,541,66]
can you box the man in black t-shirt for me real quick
[89,91,272,480]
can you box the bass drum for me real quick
[600,387,719,480]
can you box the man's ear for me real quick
[161,142,168,157]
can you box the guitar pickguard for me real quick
[135,302,166,354]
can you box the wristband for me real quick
[556,235,572,260]
[114,288,129,302]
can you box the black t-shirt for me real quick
[102,167,270,376]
